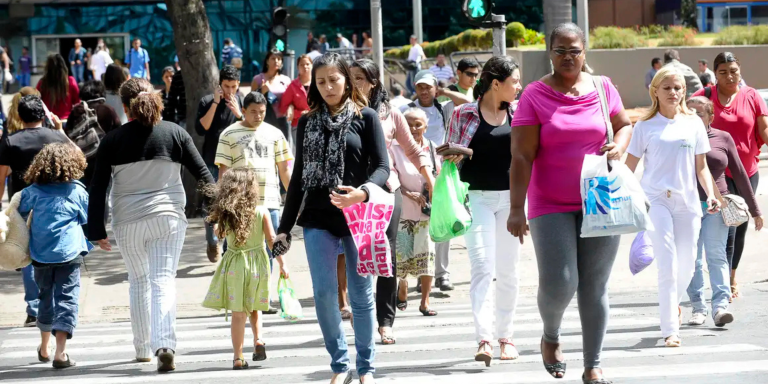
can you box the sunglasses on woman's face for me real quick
[552,48,583,57]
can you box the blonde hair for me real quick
[641,66,693,121]
[6,87,41,135]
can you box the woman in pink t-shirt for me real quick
[691,52,768,298]
[508,23,632,384]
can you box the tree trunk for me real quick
[165,0,219,217]
[543,0,574,52]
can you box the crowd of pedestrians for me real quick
[1,22,767,384]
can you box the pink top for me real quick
[392,139,441,221]
[382,108,431,191]
[692,85,768,178]
[36,76,80,120]
[511,78,623,219]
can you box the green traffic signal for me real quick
[468,0,485,18]
[275,39,285,52]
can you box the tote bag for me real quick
[341,183,395,278]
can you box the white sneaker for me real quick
[688,312,707,326]
[714,310,734,327]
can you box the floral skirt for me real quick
[395,219,435,278]
[202,246,271,313]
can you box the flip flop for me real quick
[379,327,396,345]
[340,307,353,321]
[419,307,438,316]
[253,340,267,361]
[233,357,250,370]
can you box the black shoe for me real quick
[24,315,37,328]
[435,277,454,291]
[264,307,279,315]
[156,348,175,373]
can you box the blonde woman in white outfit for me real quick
[625,66,721,348]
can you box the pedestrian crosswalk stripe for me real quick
[1,345,764,383]
[0,316,662,348]
[6,308,637,337]
[0,328,717,360]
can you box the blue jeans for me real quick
[687,202,730,318]
[72,65,85,84]
[18,73,31,87]
[304,228,375,376]
[34,261,81,338]
[22,265,39,317]
[204,164,219,247]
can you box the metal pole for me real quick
[491,14,507,57]
[370,0,385,84]
[413,0,423,43]
[577,0,589,48]
[284,49,295,79]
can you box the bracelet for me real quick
[212,101,219,105]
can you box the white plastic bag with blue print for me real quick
[580,155,653,238]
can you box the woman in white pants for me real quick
[444,56,523,365]
[625,66,721,348]
[89,78,214,371]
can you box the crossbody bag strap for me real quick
[592,75,614,145]
[428,140,437,177]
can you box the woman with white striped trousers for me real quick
[88,77,214,372]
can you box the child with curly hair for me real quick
[19,142,92,368]
[202,168,289,370]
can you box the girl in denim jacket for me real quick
[19,142,91,368]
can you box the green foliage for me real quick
[590,27,647,49]
[680,0,699,30]
[636,25,668,39]
[658,26,699,47]
[506,22,526,47]
[520,28,545,45]
[713,25,768,45]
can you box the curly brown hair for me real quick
[24,143,87,185]
[204,168,261,246]
[119,77,164,127]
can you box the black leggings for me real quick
[376,188,402,328]
[725,172,759,270]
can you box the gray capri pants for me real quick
[529,210,620,368]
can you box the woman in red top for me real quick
[278,54,312,153]
[692,52,768,298]
[36,54,80,120]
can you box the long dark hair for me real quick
[262,50,283,75]
[39,54,70,108]
[307,53,367,116]
[350,59,390,118]
[473,56,519,110]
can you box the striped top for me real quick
[215,122,294,209]
[429,64,454,82]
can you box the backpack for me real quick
[67,100,105,159]
[0,193,31,271]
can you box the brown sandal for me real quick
[475,340,493,367]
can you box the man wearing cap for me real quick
[400,69,455,292]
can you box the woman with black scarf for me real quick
[276,53,389,384]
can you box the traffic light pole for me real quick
[370,0,385,84]
[489,14,507,57]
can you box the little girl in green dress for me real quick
[202,168,288,370]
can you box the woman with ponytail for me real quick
[443,55,523,366]
[87,77,214,372]
[350,59,436,344]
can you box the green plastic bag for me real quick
[429,160,473,242]
[278,276,303,322]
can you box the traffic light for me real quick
[271,7,288,52]
[463,0,493,26]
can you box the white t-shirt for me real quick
[627,112,711,215]
[90,50,114,81]
[401,102,445,145]
[408,44,425,64]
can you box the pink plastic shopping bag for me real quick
[341,183,395,278]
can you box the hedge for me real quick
[657,26,698,47]
[714,25,768,45]
[384,23,543,59]
[590,27,646,49]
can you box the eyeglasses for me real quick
[463,71,479,78]
[552,48,583,57]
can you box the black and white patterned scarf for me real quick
[302,101,355,190]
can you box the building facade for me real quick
[697,0,768,32]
